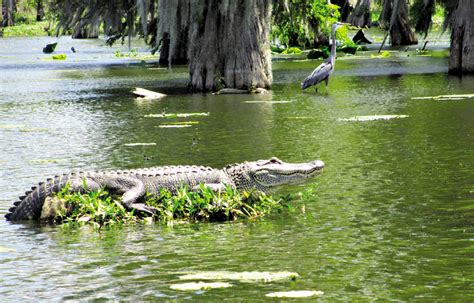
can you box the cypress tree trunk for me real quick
[156,0,189,66]
[2,0,15,27]
[348,0,371,27]
[381,0,418,45]
[187,0,272,91]
[332,0,351,22]
[36,0,44,22]
[449,0,474,73]
[72,15,100,39]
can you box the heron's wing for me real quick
[301,61,333,90]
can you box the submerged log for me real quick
[352,29,372,44]
[132,87,167,99]
[42,42,58,54]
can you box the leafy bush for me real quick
[281,47,302,54]
[54,183,291,228]
[271,0,340,48]
[3,21,50,37]
[52,54,67,60]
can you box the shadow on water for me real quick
[0,36,473,301]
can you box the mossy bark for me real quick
[72,15,100,39]
[156,0,190,66]
[2,0,15,27]
[332,0,351,22]
[187,0,272,92]
[381,0,418,45]
[348,0,371,27]
[449,0,474,73]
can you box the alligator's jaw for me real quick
[226,157,324,191]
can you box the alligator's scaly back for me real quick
[5,158,324,222]
[6,173,74,221]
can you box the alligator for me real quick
[5,157,324,221]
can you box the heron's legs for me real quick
[325,78,329,95]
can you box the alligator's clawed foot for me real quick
[130,203,157,216]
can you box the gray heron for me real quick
[301,22,347,94]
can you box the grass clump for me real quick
[54,183,291,228]
[52,54,67,60]
[281,47,302,54]
[55,183,139,228]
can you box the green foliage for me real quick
[55,183,292,228]
[52,54,67,60]
[3,21,50,37]
[271,0,340,48]
[335,26,354,47]
[370,3,382,23]
[281,47,302,54]
[371,51,391,58]
[114,48,139,58]
[145,184,290,222]
[56,183,138,228]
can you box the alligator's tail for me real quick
[5,175,72,221]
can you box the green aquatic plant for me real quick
[114,48,139,58]
[371,51,391,58]
[54,183,291,228]
[281,47,302,54]
[52,54,67,60]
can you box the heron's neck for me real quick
[331,27,337,58]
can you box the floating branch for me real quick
[412,94,474,100]
[338,115,409,122]
[132,87,166,100]
[145,112,210,118]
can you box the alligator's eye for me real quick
[269,157,282,164]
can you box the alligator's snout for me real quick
[312,160,325,169]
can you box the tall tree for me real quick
[184,0,273,91]
[36,0,44,21]
[156,0,189,65]
[449,0,473,73]
[2,0,15,27]
[412,0,473,73]
[380,0,418,45]
[348,0,371,27]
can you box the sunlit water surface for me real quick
[0,37,473,302]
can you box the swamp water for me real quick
[0,37,473,301]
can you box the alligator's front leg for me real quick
[192,183,228,192]
[103,176,156,215]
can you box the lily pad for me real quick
[52,54,67,60]
[170,282,232,291]
[0,124,26,129]
[266,290,324,298]
[243,101,293,104]
[411,94,474,100]
[145,112,210,118]
[124,143,157,147]
[371,51,391,58]
[178,271,299,282]
[164,121,199,125]
[19,127,49,133]
[158,125,193,128]
[29,159,65,164]
[338,115,409,122]
[0,246,16,253]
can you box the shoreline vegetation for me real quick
[50,183,294,229]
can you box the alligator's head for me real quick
[225,157,324,192]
